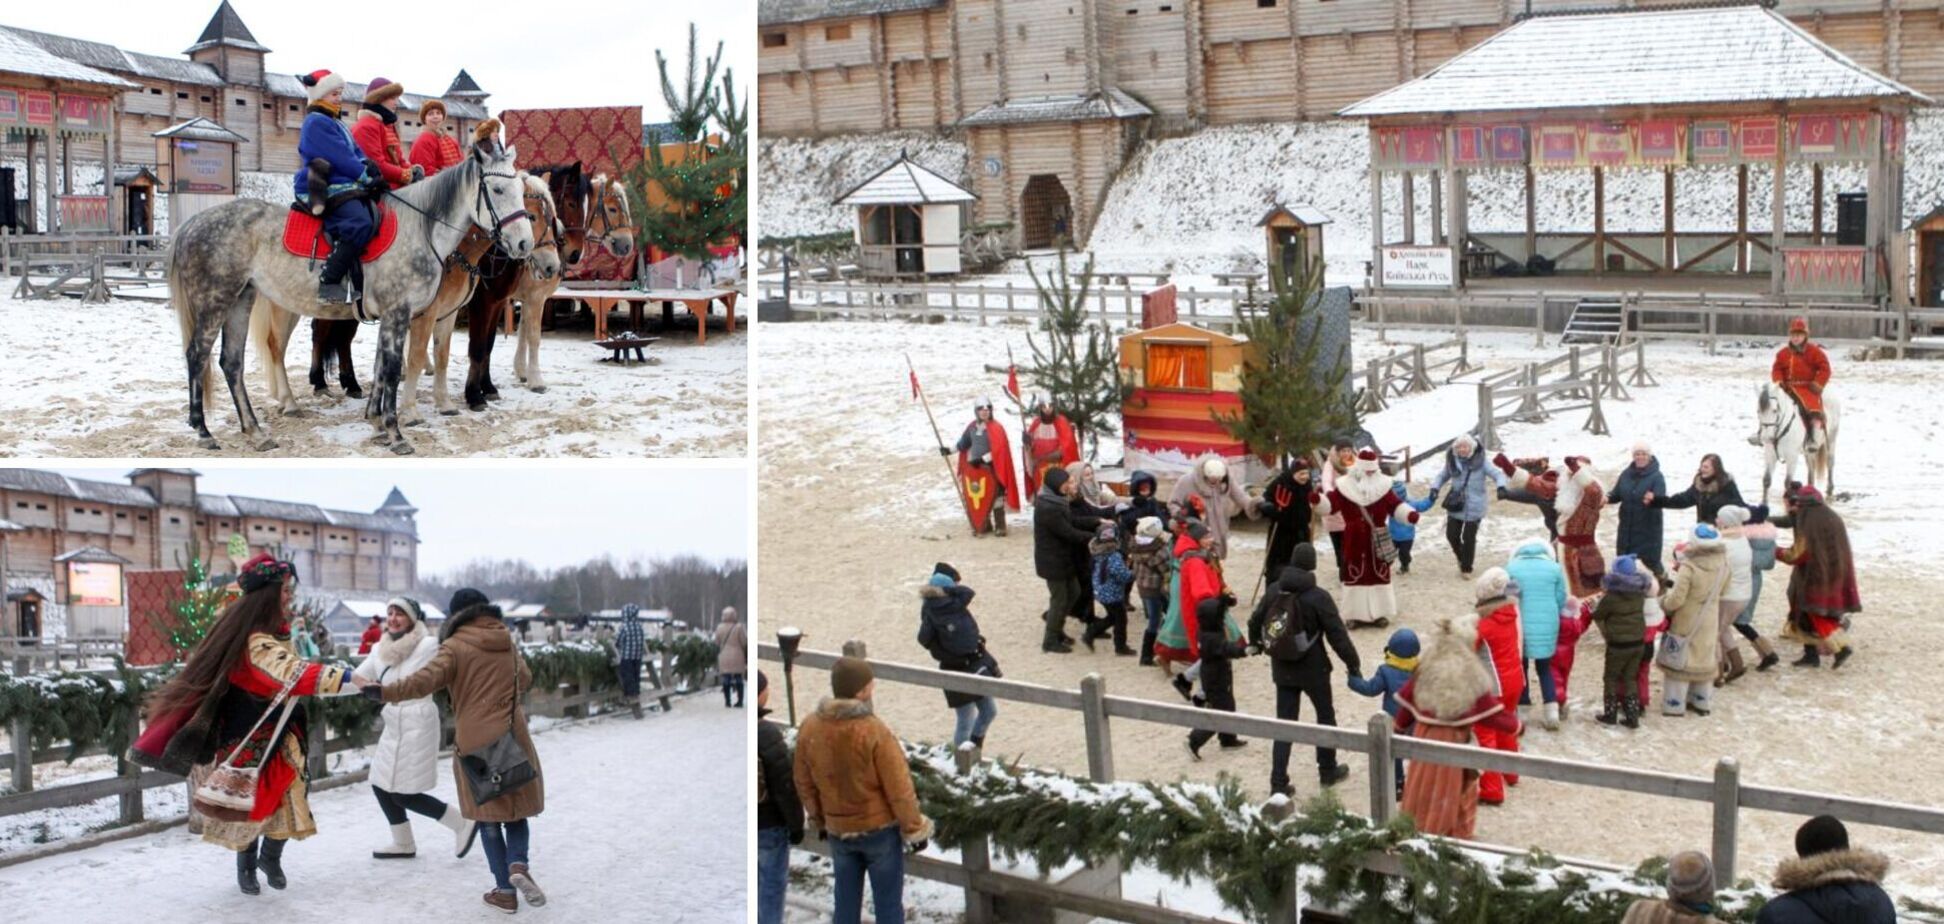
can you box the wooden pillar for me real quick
[1863,113,1883,300]
[1811,163,1825,245]
[1369,165,1384,286]
[1735,165,1750,274]
[1772,155,1788,297]
[1663,167,1676,272]
[23,133,36,233]
[1445,165,1465,288]
[1523,165,1536,263]
[1400,173,1416,244]
[1593,167,1606,275]
[1429,170,1443,245]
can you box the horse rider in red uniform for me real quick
[1764,317,1832,452]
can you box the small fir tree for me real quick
[156,539,233,657]
[624,23,746,263]
[1219,254,1357,464]
[1023,249,1130,456]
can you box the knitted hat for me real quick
[1789,316,1809,335]
[1185,520,1211,542]
[386,597,423,624]
[1291,542,1316,572]
[1694,523,1720,540]
[1474,567,1511,603]
[1356,448,1381,473]
[933,562,961,583]
[363,77,405,106]
[1611,555,1641,578]
[830,656,874,699]
[1135,516,1165,539]
[1716,505,1750,528]
[1043,467,1070,493]
[1631,440,1652,455]
[927,572,955,589]
[1201,457,1227,481]
[298,69,344,104]
[449,587,489,616]
[1096,521,1118,540]
[1796,815,1849,858]
[1385,627,1420,660]
[1666,851,1716,905]
[418,98,447,120]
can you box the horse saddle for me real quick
[282,204,399,264]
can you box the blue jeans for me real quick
[1142,595,1165,633]
[617,658,642,698]
[1519,657,1559,704]
[757,825,790,924]
[478,820,531,891]
[953,697,997,746]
[830,825,904,924]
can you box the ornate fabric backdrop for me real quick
[501,106,643,179]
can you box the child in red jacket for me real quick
[1551,597,1594,721]
[1471,568,1525,806]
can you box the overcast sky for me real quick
[48,466,748,576]
[4,0,752,123]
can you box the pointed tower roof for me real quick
[185,1,270,54]
[377,487,418,517]
[446,69,487,98]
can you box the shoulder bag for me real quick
[1655,566,1730,672]
[459,642,538,805]
[193,670,301,823]
[1355,501,1400,565]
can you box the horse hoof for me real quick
[484,392,502,403]
[254,439,278,452]
[390,442,416,456]
[405,418,427,428]
[468,402,488,413]
[529,385,548,394]
[282,407,310,419]
[198,437,221,450]
[440,409,460,417]
[345,386,365,399]
[312,386,330,397]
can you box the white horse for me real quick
[1756,382,1839,499]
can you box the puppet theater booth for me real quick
[1340,3,1929,338]
[1117,322,1271,487]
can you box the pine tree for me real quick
[1024,249,1130,456]
[624,23,746,264]
[156,540,232,657]
[1219,254,1357,465]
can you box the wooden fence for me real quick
[1,636,127,674]
[1352,335,1475,415]
[761,642,1944,923]
[1471,341,1656,451]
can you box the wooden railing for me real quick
[1471,341,1655,450]
[757,276,1254,332]
[1352,334,1474,415]
[761,642,1944,923]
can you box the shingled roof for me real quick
[836,153,975,206]
[0,28,136,88]
[185,0,269,54]
[1340,4,1930,118]
[759,0,946,26]
[960,89,1153,127]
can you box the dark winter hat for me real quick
[449,587,490,617]
[758,670,769,694]
[830,656,874,700]
[1666,851,1716,905]
[237,552,297,593]
[1185,520,1211,542]
[1610,555,1641,578]
[1277,566,1305,593]
[1043,467,1070,493]
[1195,597,1225,624]
[1290,542,1317,572]
[1385,627,1420,660]
[933,562,961,583]
[363,77,405,106]
[1748,504,1772,524]
[1796,815,1850,858]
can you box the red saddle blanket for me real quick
[283,205,398,263]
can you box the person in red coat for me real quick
[943,398,1019,536]
[1020,396,1079,498]
[1394,614,1520,840]
[351,78,422,190]
[1776,485,1861,669]
[1769,317,1832,452]
[407,99,464,177]
[1312,448,1419,629]
[359,615,383,655]
[1471,567,1525,806]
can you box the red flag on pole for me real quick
[910,368,920,400]
[1004,344,1021,400]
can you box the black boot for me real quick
[317,246,360,304]
[1620,696,1642,729]
[969,733,986,749]
[1138,630,1157,666]
[1595,695,1618,726]
[258,836,287,890]
[1791,645,1821,668]
[236,845,261,896]
[992,506,1008,537]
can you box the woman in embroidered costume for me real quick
[133,553,358,896]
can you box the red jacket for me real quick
[352,112,413,188]
[409,130,463,176]
[1176,533,1222,659]
[1772,342,1831,413]
[1474,600,1525,705]
[358,621,383,655]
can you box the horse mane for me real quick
[592,173,632,223]
[390,151,478,223]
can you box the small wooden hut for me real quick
[1117,322,1266,484]
[835,152,976,276]
[1258,204,1331,287]
[1912,204,1944,310]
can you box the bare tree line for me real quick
[419,554,749,632]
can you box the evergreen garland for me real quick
[1024,248,1130,455]
[895,742,1780,923]
[649,634,721,689]
[522,640,617,694]
[0,658,149,760]
[1219,254,1359,465]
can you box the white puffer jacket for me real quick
[354,633,443,794]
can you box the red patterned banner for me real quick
[1371,126,1444,171]
[1782,246,1865,295]
[56,94,111,134]
[1787,112,1870,162]
[1635,120,1686,166]
[58,195,109,231]
[1450,124,1487,167]
[1734,116,1780,161]
[1584,123,1631,166]
[1534,123,1582,168]
[22,91,53,127]
[1691,120,1733,163]
[0,90,18,128]
[1887,114,1905,161]
[1489,125,1526,164]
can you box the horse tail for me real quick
[165,234,214,409]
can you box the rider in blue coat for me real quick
[291,69,383,303]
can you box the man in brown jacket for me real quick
[792,656,933,924]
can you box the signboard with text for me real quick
[68,561,125,607]
[1381,246,1455,289]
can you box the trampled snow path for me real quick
[0,293,747,458]
[0,698,748,922]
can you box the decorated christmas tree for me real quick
[1219,254,1357,464]
[1024,249,1129,455]
[625,23,746,263]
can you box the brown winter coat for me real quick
[1621,899,1720,924]
[714,611,748,675]
[1659,538,1729,683]
[791,697,933,844]
[382,606,544,822]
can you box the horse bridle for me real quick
[1756,388,1795,444]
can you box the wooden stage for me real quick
[549,287,741,345]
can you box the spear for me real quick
[908,353,978,531]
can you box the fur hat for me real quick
[1135,516,1164,539]
[1355,448,1380,473]
[1666,851,1716,905]
[363,77,405,106]
[1043,467,1070,493]
[1185,520,1211,542]
[1201,457,1227,481]
[418,98,447,120]
[1795,815,1849,858]
[449,587,489,617]
[1096,520,1118,540]
[1474,567,1511,604]
[831,656,874,700]
[298,69,344,104]
[1291,542,1317,572]
[1716,505,1750,528]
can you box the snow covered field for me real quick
[0,696,747,922]
[0,293,747,458]
[758,317,1944,912]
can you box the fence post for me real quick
[1534,295,1546,347]
[569,664,589,719]
[1630,339,1658,387]
[118,711,143,825]
[1078,674,1114,783]
[10,714,33,793]
[656,623,675,713]
[1713,758,1741,887]
[956,744,996,924]
[1367,713,1395,827]
[307,707,329,780]
[1584,379,1609,436]
[1475,382,1498,451]
[1407,344,1433,392]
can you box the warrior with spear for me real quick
[939,397,1020,536]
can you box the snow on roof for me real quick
[1339,5,1930,119]
[125,50,224,87]
[323,509,416,535]
[0,469,156,506]
[0,28,137,88]
[260,73,488,120]
[152,117,249,144]
[960,89,1153,127]
[0,518,25,532]
[759,0,945,26]
[506,603,550,618]
[53,545,132,564]
[1257,204,1332,227]
[836,154,975,206]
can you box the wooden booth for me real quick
[0,47,135,234]
[113,166,160,235]
[1340,4,1930,304]
[836,152,976,276]
[1913,204,1944,311]
[1259,204,1331,288]
[1117,322,1268,485]
[154,117,244,230]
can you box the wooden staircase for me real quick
[1561,297,1625,345]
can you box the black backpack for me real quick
[1262,590,1317,660]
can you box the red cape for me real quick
[1021,413,1080,497]
[958,419,1020,513]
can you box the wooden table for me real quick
[561,287,741,344]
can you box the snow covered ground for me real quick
[0,293,747,458]
[0,696,747,921]
[756,133,971,243]
[758,316,1944,911]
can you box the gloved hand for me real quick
[938,446,952,457]
[907,838,929,855]
[360,683,384,703]
[1220,591,1238,608]
[789,829,804,845]
[817,828,828,842]
[408,164,425,183]
[1496,486,1510,500]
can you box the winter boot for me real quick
[1541,702,1560,731]
[484,889,518,913]
[1620,696,1642,729]
[1753,637,1780,671]
[1791,645,1821,668]
[236,845,261,896]
[373,822,417,859]
[1595,695,1618,726]
[258,836,288,890]
[1719,649,1747,686]
[1138,630,1157,666]
[1171,674,1195,702]
[629,696,645,720]
[316,246,360,304]
[440,804,479,858]
[509,863,547,907]
[1832,644,1854,670]
[969,733,986,749]
[992,506,1008,537]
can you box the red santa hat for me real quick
[299,69,345,105]
[1789,316,1809,335]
